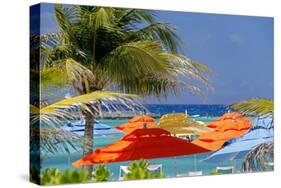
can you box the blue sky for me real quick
[35,3,273,105]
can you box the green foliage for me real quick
[210,169,220,175]
[40,168,89,185]
[30,166,40,184]
[42,5,211,98]
[230,98,273,118]
[92,164,112,182]
[124,160,165,180]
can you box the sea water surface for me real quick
[42,104,244,180]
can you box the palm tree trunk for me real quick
[82,108,95,176]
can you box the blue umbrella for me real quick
[251,117,273,129]
[203,136,273,163]
[227,128,273,145]
[63,120,123,136]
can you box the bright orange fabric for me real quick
[129,115,155,123]
[116,115,157,134]
[217,112,244,121]
[208,119,251,131]
[198,130,248,141]
[192,112,252,151]
[192,140,226,151]
[72,128,209,166]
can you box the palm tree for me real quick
[41,4,212,169]
[230,98,274,172]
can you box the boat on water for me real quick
[63,120,123,136]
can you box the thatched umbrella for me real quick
[156,113,210,136]
[157,119,210,136]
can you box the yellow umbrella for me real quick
[160,113,189,121]
[157,113,211,136]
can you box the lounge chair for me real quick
[119,164,162,180]
[216,166,233,174]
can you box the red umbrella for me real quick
[116,115,157,134]
[72,128,209,166]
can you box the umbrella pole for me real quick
[232,159,236,173]
[174,157,177,177]
[67,153,71,166]
[194,155,197,171]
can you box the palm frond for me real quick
[30,127,82,154]
[118,75,203,97]
[40,32,61,48]
[40,91,139,113]
[31,91,142,127]
[230,98,273,118]
[55,5,79,44]
[128,22,182,53]
[84,7,113,30]
[40,66,69,89]
[101,41,211,96]
[116,9,155,29]
[162,53,212,90]
[79,7,114,65]
[241,141,274,172]
[101,41,172,81]
[30,104,39,113]
[41,58,94,92]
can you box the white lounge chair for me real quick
[216,166,233,174]
[119,164,162,180]
[188,171,203,176]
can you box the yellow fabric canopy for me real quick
[160,113,189,121]
[157,113,211,135]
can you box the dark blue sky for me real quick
[36,3,273,105]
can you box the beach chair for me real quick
[216,166,234,174]
[188,171,203,176]
[119,164,162,180]
[176,171,202,177]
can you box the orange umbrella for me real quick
[192,112,252,151]
[217,112,244,121]
[116,115,157,134]
[191,140,226,151]
[72,128,209,166]
[208,119,251,131]
[197,129,249,141]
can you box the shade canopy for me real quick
[203,129,273,163]
[229,128,273,143]
[192,112,252,151]
[217,112,244,121]
[157,114,210,135]
[251,117,273,129]
[115,115,157,134]
[129,115,155,123]
[72,128,209,166]
[160,113,189,121]
[63,120,123,136]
